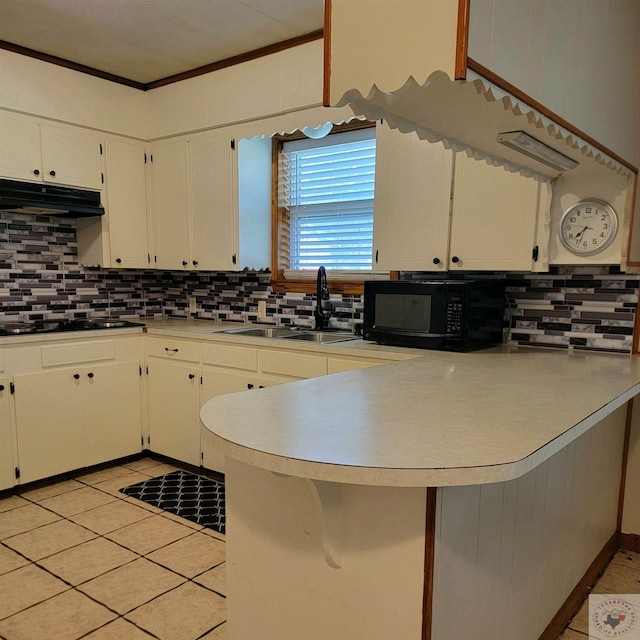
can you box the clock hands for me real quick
[573,225,593,245]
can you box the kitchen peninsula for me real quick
[201,347,640,640]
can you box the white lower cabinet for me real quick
[13,361,143,484]
[84,362,143,466]
[147,359,201,467]
[0,377,14,491]
[13,368,86,484]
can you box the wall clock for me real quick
[558,199,618,255]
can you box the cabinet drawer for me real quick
[0,350,4,372]
[41,341,115,367]
[260,349,327,379]
[201,343,258,371]
[146,337,199,363]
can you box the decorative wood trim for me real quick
[422,487,437,640]
[270,280,364,295]
[626,173,640,274]
[466,57,639,175]
[147,30,323,90]
[455,0,470,81]
[619,533,640,553]
[538,532,619,640]
[323,0,333,107]
[0,39,146,90]
[0,31,323,92]
[618,400,634,529]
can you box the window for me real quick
[272,123,382,293]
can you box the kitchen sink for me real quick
[221,327,301,338]
[279,331,357,344]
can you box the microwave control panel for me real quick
[445,297,463,334]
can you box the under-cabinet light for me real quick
[497,131,579,171]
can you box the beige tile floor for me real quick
[2,455,639,640]
[559,549,640,639]
[0,457,226,640]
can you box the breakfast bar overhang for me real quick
[201,348,640,640]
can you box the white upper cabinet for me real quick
[0,112,103,190]
[0,112,42,182]
[39,124,103,190]
[77,136,150,269]
[373,123,453,271]
[150,128,239,271]
[449,153,547,272]
[150,137,191,270]
[189,129,237,271]
[104,138,150,269]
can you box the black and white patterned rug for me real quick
[120,470,225,535]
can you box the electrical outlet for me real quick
[257,300,267,317]
[188,296,197,313]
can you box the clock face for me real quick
[559,200,618,255]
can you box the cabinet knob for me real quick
[87,372,94,379]
[49,170,56,177]
[247,383,254,389]
[0,385,4,391]
[33,169,40,176]
[115,258,122,264]
[433,257,440,265]
[189,373,195,380]
[192,260,198,266]
[73,373,80,380]
[451,256,460,264]
[182,260,188,266]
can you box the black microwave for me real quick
[363,279,506,351]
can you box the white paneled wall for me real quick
[146,40,324,140]
[0,49,147,139]
[432,405,627,640]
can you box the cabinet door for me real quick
[0,378,13,491]
[40,124,103,190]
[83,362,142,467]
[147,360,200,466]
[189,129,237,271]
[150,139,191,270]
[0,112,42,182]
[373,124,453,270]
[449,153,540,271]
[104,138,150,268]
[13,369,86,484]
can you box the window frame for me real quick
[270,120,389,294]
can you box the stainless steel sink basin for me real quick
[279,331,356,344]
[221,327,301,338]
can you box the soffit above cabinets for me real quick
[0,0,323,85]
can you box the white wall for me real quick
[469,0,640,167]
[0,49,147,139]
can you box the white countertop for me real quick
[200,345,640,487]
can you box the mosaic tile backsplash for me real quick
[0,211,637,354]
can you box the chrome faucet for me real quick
[314,266,332,330]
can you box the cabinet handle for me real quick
[433,257,440,265]
[49,170,56,177]
[189,373,195,380]
[375,249,379,264]
[247,383,254,389]
[87,372,94,379]
[451,256,460,264]
[33,169,40,176]
[115,258,122,264]
[164,347,179,352]
[73,373,80,380]
[182,260,188,266]
[258,385,265,389]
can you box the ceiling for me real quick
[0,0,324,86]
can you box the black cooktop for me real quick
[0,319,145,336]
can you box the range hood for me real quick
[0,178,104,217]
